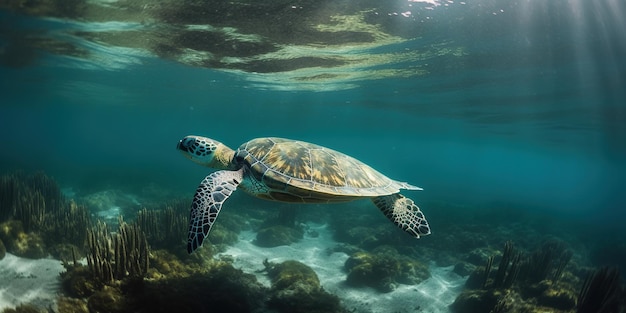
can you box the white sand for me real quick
[217,223,466,313]
[0,253,65,311]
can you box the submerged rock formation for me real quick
[344,246,431,292]
[264,259,344,313]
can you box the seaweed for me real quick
[86,219,150,284]
[0,171,91,258]
[576,267,623,313]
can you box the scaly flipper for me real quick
[187,169,243,254]
[372,194,431,238]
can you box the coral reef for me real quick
[452,240,580,313]
[86,285,131,313]
[135,200,239,256]
[0,172,91,259]
[344,246,430,292]
[264,259,344,313]
[134,205,186,250]
[148,249,214,279]
[42,199,90,253]
[0,172,48,232]
[136,262,268,313]
[450,288,504,313]
[576,267,624,313]
[0,220,46,259]
[60,264,100,299]
[265,259,321,291]
[61,250,268,313]
[48,243,81,263]
[483,240,573,290]
[2,171,339,312]
[59,216,268,313]
[56,296,89,313]
[86,220,150,284]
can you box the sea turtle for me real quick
[177,135,431,254]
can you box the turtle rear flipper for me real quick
[372,194,431,238]
[187,169,243,254]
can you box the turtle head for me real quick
[177,135,236,169]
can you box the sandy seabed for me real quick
[218,223,467,313]
[0,254,65,311]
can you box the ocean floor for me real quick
[0,254,65,311]
[0,183,466,313]
[217,223,467,313]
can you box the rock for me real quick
[0,220,46,259]
[265,260,342,313]
[56,296,89,313]
[344,247,430,292]
[266,260,320,291]
[345,251,399,292]
[87,286,129,313]
[138,262,267,313]
[450,289,500,313]
[255,225,303,247]
[207,224,238,246]
[13,232,46,258]
[60,265,99,298]
[0,220,24,243]
[537,285,576,310]
[149,249,217,279]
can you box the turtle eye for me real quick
[177,139,191,152]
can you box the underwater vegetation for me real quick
[0,171,90,260]
[85,220,150,283]
[264,259,344,313]
[0,171,357,313]
[576,266,624,313]
[134,205,187,253]
[451,240,626,313]
[1,171,625,313]
[344,245,430,293]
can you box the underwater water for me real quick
[0,0,625,312]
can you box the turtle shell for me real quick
[235,137,405,202]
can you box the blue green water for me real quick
[1,0,625,300]
[2,1,625,221]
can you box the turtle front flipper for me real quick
[187,169,243,254]
[372,194,431,238]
